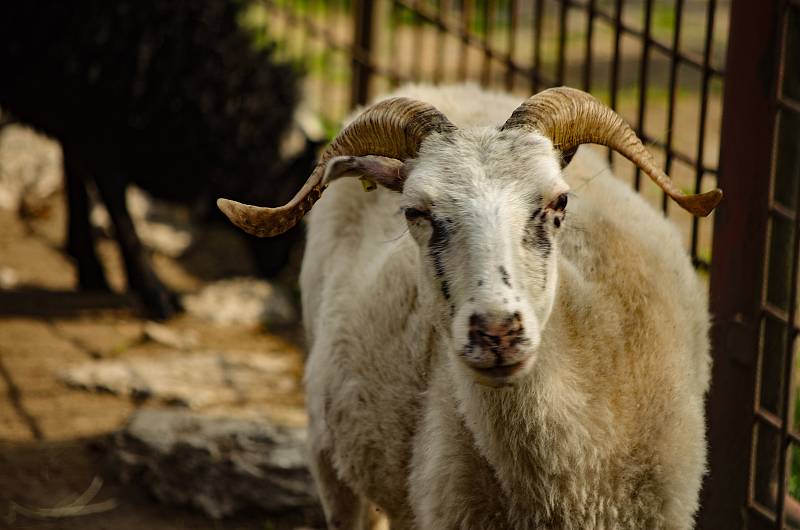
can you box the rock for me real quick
[0,121,194,257]
[0,124,62,212]
[110,409,320,519]
[59,350,303,413]
[0,266,19,289]
[182,277,297,327]
[91,185,194,258]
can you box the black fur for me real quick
[499,265,511,288]
[523,212,552,259]
[0,0,312,318]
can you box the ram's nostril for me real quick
[469,312,525,347]
[469,313,488,333]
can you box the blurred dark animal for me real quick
[0,0,316,319]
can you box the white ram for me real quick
[219,84,722,530]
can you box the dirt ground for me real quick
[0,188,314,529]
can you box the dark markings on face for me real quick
[523,210,552,260]
[521,206,554,291]
[499,266,511,288]
[429,216,451,301]
[477,279,484,287]
[534,222,551,258]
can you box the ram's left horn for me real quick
[501,86,722,217]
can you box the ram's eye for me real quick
[403,207,431,221]
[548,193,568,212]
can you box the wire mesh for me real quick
[255,0,729,273]
[751,1,800,527]
[255,1,800,527]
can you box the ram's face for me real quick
[402,128,568,386]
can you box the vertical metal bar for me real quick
[505,0,518,91]
[434,0,450,84]
[315,0,325,115]
[411,0,424,81]
[351,0,376,108]
[633,0,654,192]
[661,0,685,213]
[320,0,333,121]
[341,0,350,119]
[689,0,718,260]
[388,1,401,88]
[556,0,568,85]
[772,7,796,526]
[481,0,495,86]
[608,0,624,164]
[697,0,781,528]
[531,0,545,92]
[609,0,624,111]
[583,0,596,93]
[458,0,472,81]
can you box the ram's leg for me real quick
[310,446,372,530]
[92,170,178,320]
[63,147,110,291]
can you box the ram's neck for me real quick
[447,264,617,520]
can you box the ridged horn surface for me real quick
[501,86,722,217]
[217,97,456,237]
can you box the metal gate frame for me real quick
[700,0,799,528]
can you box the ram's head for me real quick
[218,87,722,386]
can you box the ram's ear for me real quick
[559,146,578,168]
[323,155,407,192]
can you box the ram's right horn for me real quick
[217,97,457,237]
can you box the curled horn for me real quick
[501,86,722,217]
[217,97,456,237]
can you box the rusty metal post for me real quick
[351,0,376,108]
[697,0,781,528]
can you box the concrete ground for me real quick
[0,184,313,530]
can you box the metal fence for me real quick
[253,0,730,273]
[703,1,800,529]
[254,0,800,528]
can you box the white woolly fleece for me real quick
[300,84,710,530]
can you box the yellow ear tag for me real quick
[360,177,377,192]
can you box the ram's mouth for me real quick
[469,361,527,386]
